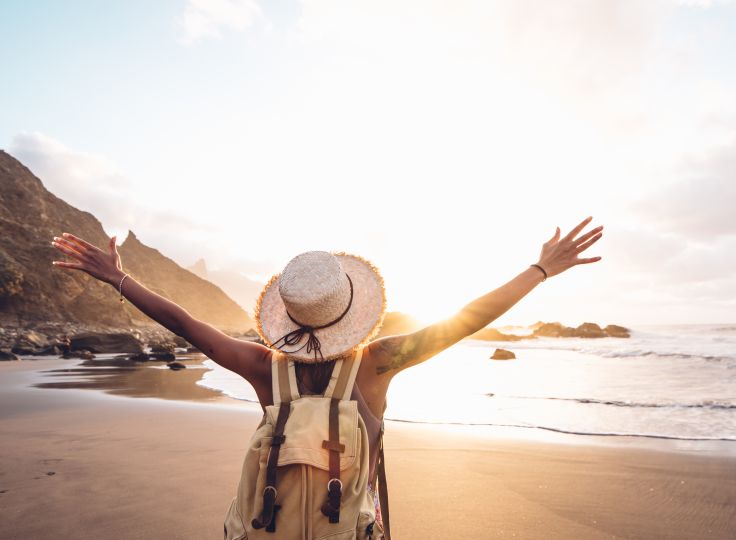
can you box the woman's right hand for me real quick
[51,232,124,285]
[535,216,603,279]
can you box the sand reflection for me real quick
[31,353,233,403]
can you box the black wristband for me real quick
[530,264,547,281]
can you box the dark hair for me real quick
[294,359,338,396]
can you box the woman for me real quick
[50,215,603,536]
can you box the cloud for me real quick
[8,132,214,240]
[296,0,661,102]
[627,138,736,241]
[176,0,262,44]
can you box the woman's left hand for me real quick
[51,232,124,285]
[535,216,603,279]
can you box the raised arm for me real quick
[366,216,604,378]
[51,232,270,387]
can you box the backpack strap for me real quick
[271,350,300,406]
[253,350,296,532]
[323,345,364,401]
[377,420,391,540]
[320,345,364,524]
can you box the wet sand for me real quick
[1,357,735,539]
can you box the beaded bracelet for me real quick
[530,264,548,281]
[118,273,129,303]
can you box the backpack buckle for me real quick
[251,486,279,531]
[327,478,343,493]
[321,478,343,523]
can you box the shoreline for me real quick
[2,357,736,539]
[5,355,735,458]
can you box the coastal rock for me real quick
[572,322,606,338]
[491,348,516,360]
[0,349,20,361]
[11,345,37,355]
[150,352,176,361]
[149,341,176,354]
[62,349,95,360]
[14,330,47,349]
[70,332,145,354]
[532,322,575,338]
[32,345,63,356]
[128,352,150,362]
[471,328,525,342]
[11,330,49,354]
[604,324,631,338]
[49,336,71,353]
[167,361,186,370]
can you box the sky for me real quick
[1,0,735,326]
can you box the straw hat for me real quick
[254,251,387,363]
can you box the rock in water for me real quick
[471,328,525,341]
[604,324,630,338]
[532,322,575,338]
[572,323,606,338]
[70,332,145,354]
[491,348,516,360]
[167,361,186,370]
[149,341,176,354]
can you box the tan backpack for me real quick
[223,344,390,540]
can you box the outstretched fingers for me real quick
[574,225,603,247]
[574,256,602,265]
[562,216,593,243]
[574,231,603,253]
[52,260,85,270]
[62,232,99,253]
[52,237,88,261]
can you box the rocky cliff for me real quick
[0,150,253,333]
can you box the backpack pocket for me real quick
[223,495,248,540]
[357,510,383,540]
[265,398,359,471]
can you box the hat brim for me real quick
[254,252,387,363]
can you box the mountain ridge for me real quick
[0,150,253,333]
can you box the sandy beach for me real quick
[1,357,735,540]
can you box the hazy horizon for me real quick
[2,0,734,326]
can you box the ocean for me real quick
[196,323,736,443]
